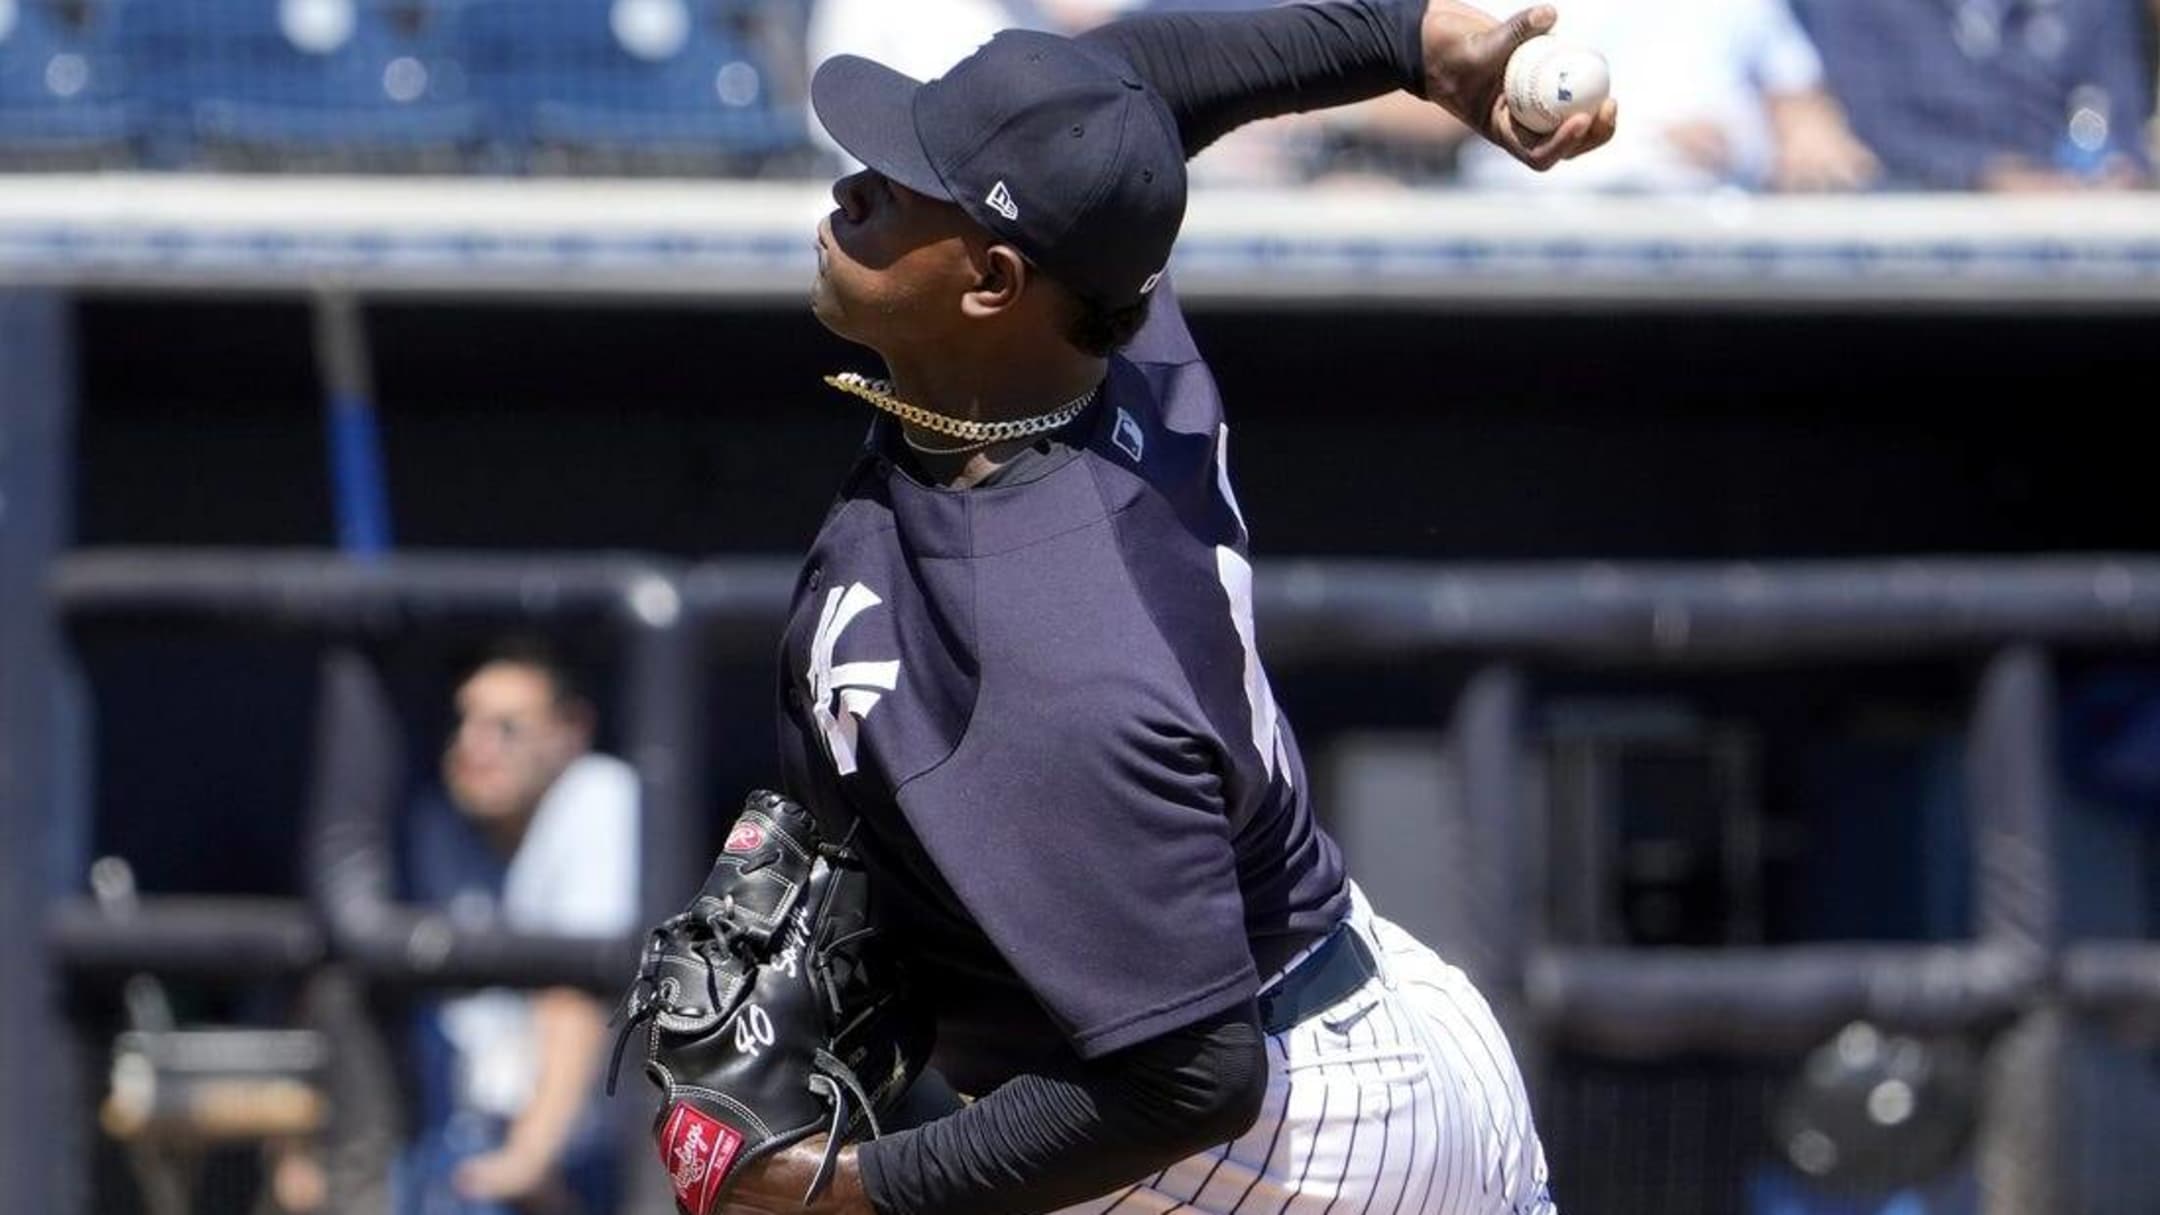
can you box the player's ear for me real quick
[961,244,1030,320]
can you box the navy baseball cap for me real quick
[811,29,1187,310]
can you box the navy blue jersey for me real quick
[776,286,1347,1092]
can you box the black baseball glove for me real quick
[609,790,930,1215]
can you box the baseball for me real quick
[1503,34,1610,135]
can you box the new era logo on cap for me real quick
[985,181,1019,221]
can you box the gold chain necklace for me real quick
[823,372,1099,453]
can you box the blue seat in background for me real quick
[124,0,481,168]
[0,0,136,164]
[458,0,807,174]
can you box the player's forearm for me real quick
[1078,1,1427,157]
[857,1001,1268,1215]
[504,987,610,1165]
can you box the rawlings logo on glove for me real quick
[609,791,931,1215]
[725,821,767,854]
[662,1104,742,1214]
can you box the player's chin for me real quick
[809,274,870,345]
[809,277,851,337]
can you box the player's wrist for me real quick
[747,1139,870,1215]
[811,1145,873,1215]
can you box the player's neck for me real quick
[882,345,1104,430]
[872,339,1104,489]
[906,439,1033,491]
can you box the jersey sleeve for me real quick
[1078,0,1426,157]
[892,537,1258,1058]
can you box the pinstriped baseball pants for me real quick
[1059,885,1557,1215]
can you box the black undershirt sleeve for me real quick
[859,1000,1269,1215]
[1079,0,1429,157]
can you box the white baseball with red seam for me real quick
[1503,34,1609,135]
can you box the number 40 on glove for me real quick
[609,790,931,1215]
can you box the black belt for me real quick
[1256,923,1379,1036]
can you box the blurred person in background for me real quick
[1449,0,1877,192]
[396,639,640,1215]
[1790,0,2152,191]
[2153,0,2160,165]
[1021,0,1147,31]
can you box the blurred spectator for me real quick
[1791,0,2153,191]
[1455,0,1877,193]
[396,639,640,1215]
[1019,0,1148,32]
[2153,0,2160,165]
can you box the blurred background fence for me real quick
[7,1,2160,1214]
[13,544,2160,1214]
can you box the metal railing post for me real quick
[1967,645,2063,1215]
[1,291,76,1215]
[1451,665,1532,1028]
[620,572,707,920]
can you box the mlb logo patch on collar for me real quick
[1112,408,1146,462]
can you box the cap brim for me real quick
[810,55,949,200]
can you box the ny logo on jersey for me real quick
[805,582,900,776]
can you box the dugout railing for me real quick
[22,549,2160,1214]
[41,551,718,1215]
[45,550,710,987]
